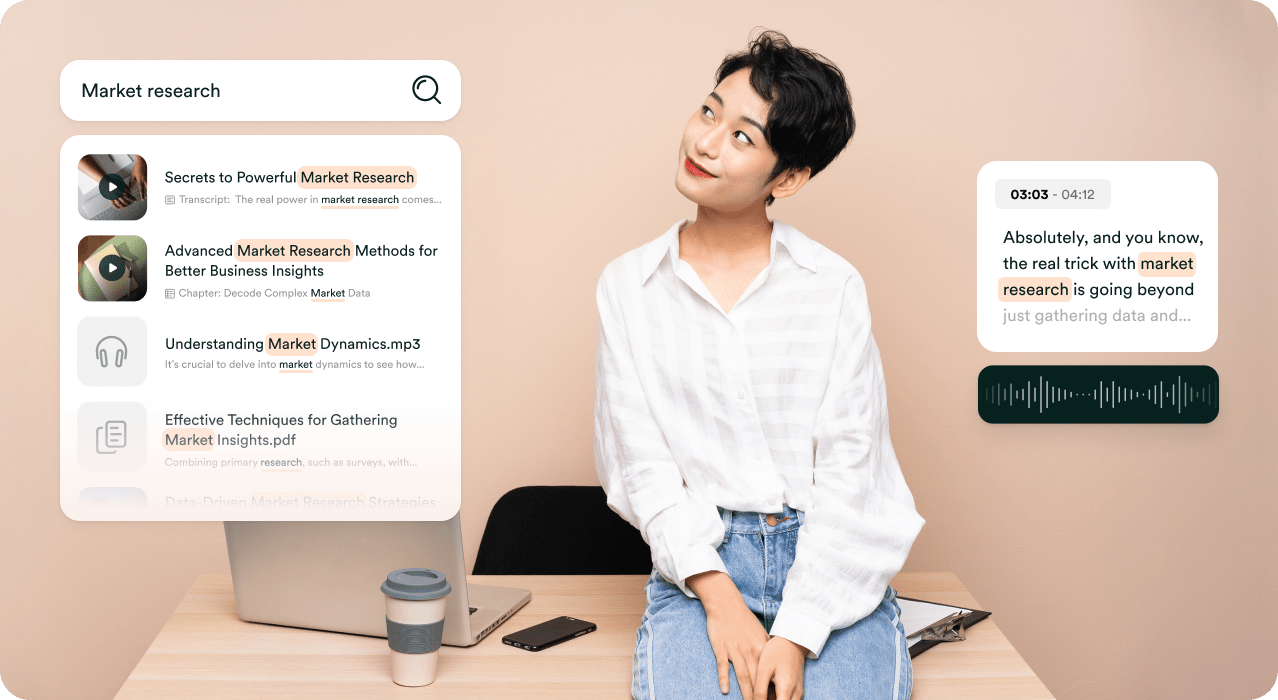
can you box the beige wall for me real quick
[1,1,1275,698]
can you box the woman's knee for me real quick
[633,589,735,699]
[800,600,911,699]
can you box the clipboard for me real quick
[896,596,992,658]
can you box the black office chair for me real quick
[472,485,653,575]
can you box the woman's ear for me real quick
[769,167,812,201]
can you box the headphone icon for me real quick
[95,336,128,368]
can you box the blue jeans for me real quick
[631,506,912,699]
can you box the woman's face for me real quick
[675,69,783,213]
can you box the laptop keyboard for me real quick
[89,201,144,220]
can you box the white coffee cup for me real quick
[382,568,451,686]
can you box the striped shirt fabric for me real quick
[594,219,925,658]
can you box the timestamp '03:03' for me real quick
[1009,189,1096,200]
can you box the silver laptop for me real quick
[224,515,530,645]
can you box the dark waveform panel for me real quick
[978,365,1218,424]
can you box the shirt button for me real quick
[729,328,737,337]
[737,390,746,400]
[768,498,777,506]
[753,451,762,461]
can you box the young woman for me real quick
[594,31,925,700]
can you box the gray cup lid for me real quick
[381,568,451,601]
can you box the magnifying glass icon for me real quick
[412,75,442,104]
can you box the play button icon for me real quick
[98,254,126,282]
[99,173,128,201]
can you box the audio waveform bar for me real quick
[978,366,1218,424]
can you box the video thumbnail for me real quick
[77,235,147,301]
[77,154,148,221]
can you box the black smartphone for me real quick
[501,616,597,652]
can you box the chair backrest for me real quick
[472,485,652,575]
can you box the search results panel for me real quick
[60,135,460,521]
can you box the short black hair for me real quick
[716,30,855,204]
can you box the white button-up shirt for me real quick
[594,219,925,658]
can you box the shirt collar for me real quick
[639,220,687,284]
[770,220,818,274]
[639,219,818,284]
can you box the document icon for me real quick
[96,420,127,454]
[78,403,146,472]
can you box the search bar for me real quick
[60,60,461,121]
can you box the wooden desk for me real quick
[115,572,1053,699]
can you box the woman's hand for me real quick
[110,187,137,209]
[753,636,808,700]
[686,571,770,698]
[77,155,139,208]
[751,636,802,694]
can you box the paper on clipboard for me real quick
[898,598,973,648]
[84,243,132,301]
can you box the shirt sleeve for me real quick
[769,272,926,659]
[593,265,727,596]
